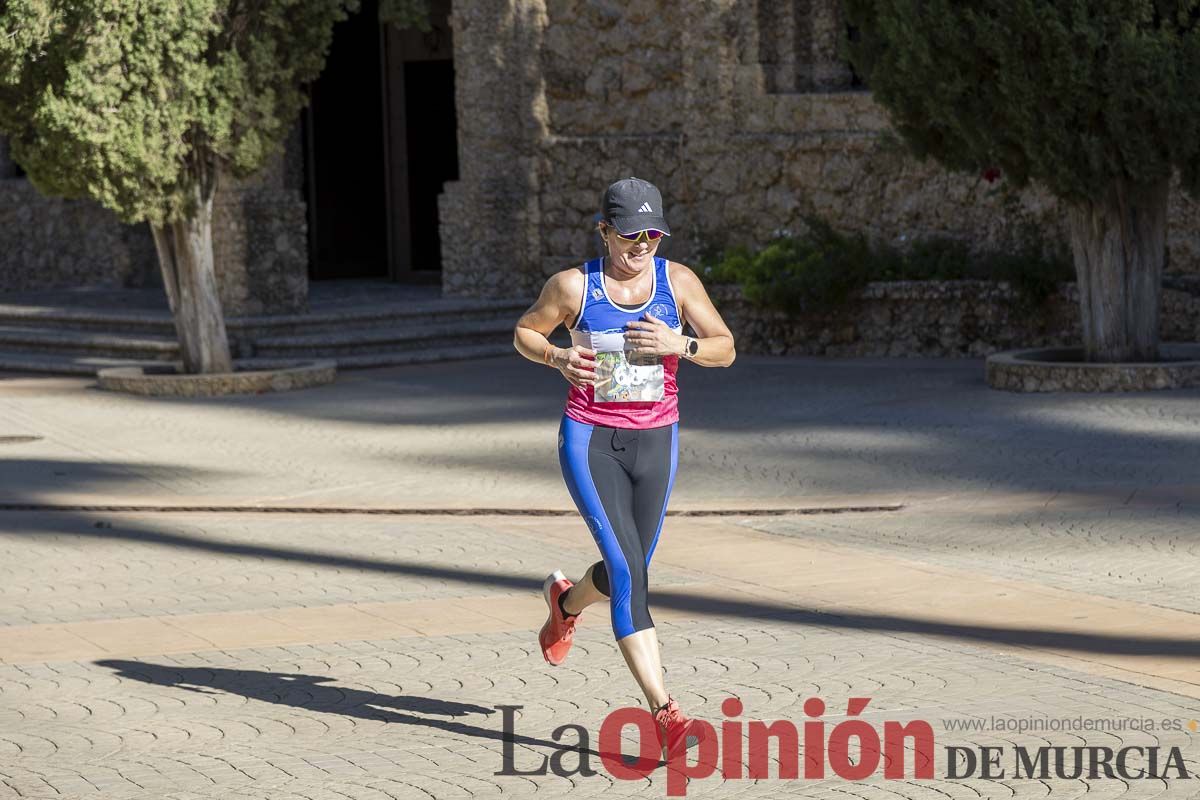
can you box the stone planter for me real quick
[710,280,1200,359]
[986,345,1200,392]
[97,360,337,397]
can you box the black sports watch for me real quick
[684,337,699,358]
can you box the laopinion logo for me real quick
[494,697,1195,796]
[496,696,934,797]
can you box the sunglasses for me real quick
[610,227,666,243]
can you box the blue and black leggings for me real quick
[558,415,679,640]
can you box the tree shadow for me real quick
[0,458,246,498]
[62,354,1200,502]
[650,588,1200,658]
[5,511,1195,658]
[94,659,627,765]
[6,354,1200,504]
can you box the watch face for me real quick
[687,339,698,356]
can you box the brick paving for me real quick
[4,618,1195,800]
[2,618,1197,798]
[1,354,1197,511]
[745,503,1200,615]
[0,514,704,627]
[1,356,1199,798]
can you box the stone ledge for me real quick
[709,280,1200,358]
[97,360,337,397]
[986,345,1200,392]
[254,316,514,349]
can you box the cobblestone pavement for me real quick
[0,514,703,627]
[0,355,1197,510]
[3,618,1199,799]
[1,356,1199,798]
[744,503,1200,615]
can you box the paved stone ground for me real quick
[3,619,1198,799]
[1,356,1199,798]
[747,504,1200,615]
[1,354,1198,510]
[0,514,704,627]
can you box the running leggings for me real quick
[558,414,679,640]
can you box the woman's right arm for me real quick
[513,269,597,388]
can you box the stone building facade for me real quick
[440,0,1200,299]
[4,0,1200,313]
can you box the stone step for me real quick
[241,343,523,370]
[0,305,175,335]
[0,343,532,377]
[0,325,179,360]
[252,317,518,357]
[0,352,174,376]
[0,297,530,338]
[0,291,564,372]
[231,298,531,339]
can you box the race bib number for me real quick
[593,350,664,403]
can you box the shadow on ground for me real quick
[5,510,1195,657]
[95,659,620,763]
[9,354,1195,500]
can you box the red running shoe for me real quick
[538,570,579,666]
[655,697,702,761]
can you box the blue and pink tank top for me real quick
[564,256,682,429]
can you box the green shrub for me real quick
[704,219,873,312]
[701,218,1073,315]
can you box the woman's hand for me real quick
[624,313,685,358]
[551,345,597,388]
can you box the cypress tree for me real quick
[0,1,373,373]
[844,0,1200,362]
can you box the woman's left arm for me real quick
[625,262,736,367]
[672,262,736,367]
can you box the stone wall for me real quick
[530,0,689,294]
[8,0,1200,327]
[210,126,309,316]
[541,0,684,136]
[0,177,158,293]
[713,281,1200,359]
[439,0,550,299]
[758,0,856,92]
[443,0,1200,300]
[0,129,308,316]
[537,137,684,283]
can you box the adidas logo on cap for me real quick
[602,177,671,236]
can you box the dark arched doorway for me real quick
[302,0,458,284]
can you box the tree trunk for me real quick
[150,173,233,374]
[1065,177,1168,363]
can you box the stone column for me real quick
[0,136,18,178]
[210,129,309,317]
[678,1,743,253]
[755,0,854,93]
[805,0,854,91]
[756,0,797,93]
[439,0,549,299]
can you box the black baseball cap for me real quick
[602,177,671,236]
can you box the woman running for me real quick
[513,176,736,755]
